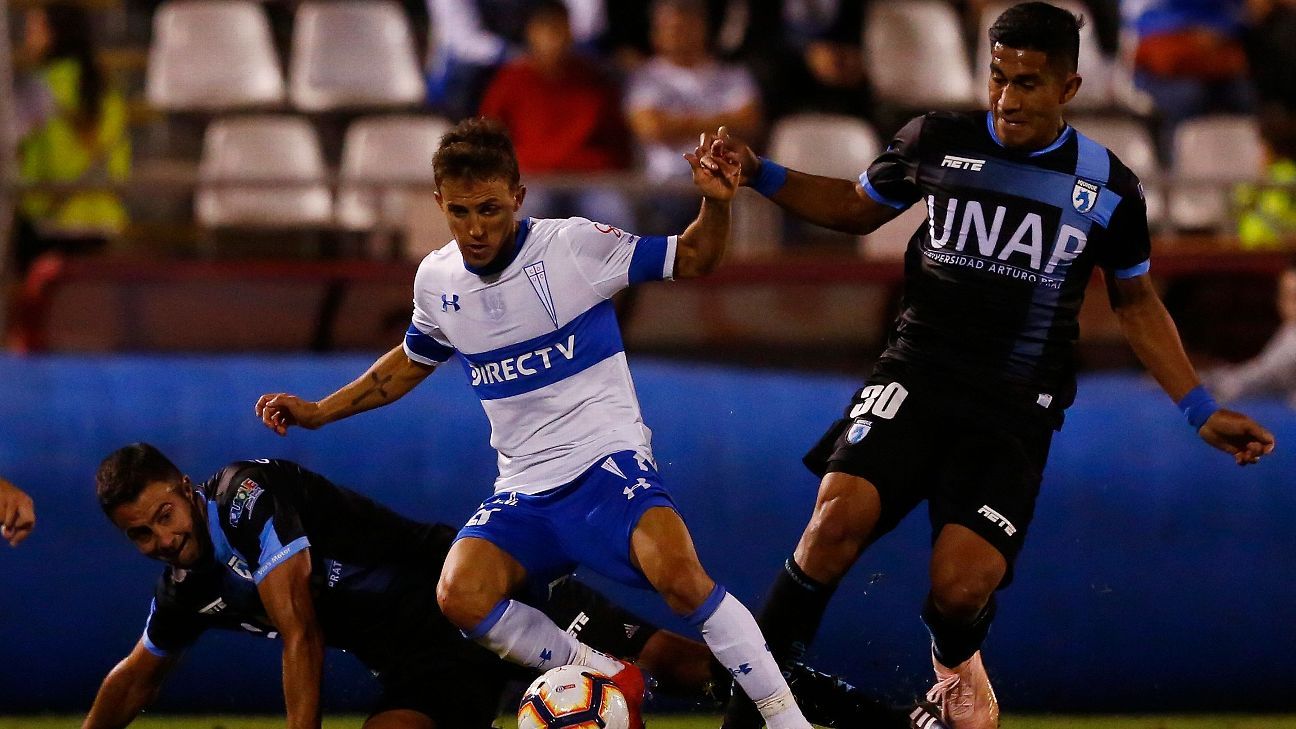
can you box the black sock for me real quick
[922,593,997,668]
[721,557,839,729]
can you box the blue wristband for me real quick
[750,158,788,197]
[1177,385,1219,430]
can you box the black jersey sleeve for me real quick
[141,581,205,656]
[220,466,310,585]
[1095,164,1152,277]
[859,115,926,210]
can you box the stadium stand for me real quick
[288,0,425,112]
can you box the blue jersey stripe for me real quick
[457,300,624,401]
[860,172,909,209]
[141,598,171,657]
[629,236,671,285]
[1115,259,1151,279]
[940,155,1123,229]
[255,517,310,583]
[405,323,455,364]
[207,499,247,571]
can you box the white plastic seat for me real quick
[769,113,882,181]
[289,0,425,111]
[146,0,284,111]
[337,115,451,230]
[861,202,926,261]
[1168,115,1264,231]
[1070,115,1164,226]
[865,1,977,109]
[196,116,333,227]
[975,0,1115,111]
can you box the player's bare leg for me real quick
[923,525,1005,729]
[631,506,812,729]
[723,472,882,728]
[362,709,434,729]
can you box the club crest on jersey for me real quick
[525,261,559,329]
[847,419,873,444]
[229,478,264,527]
[1072,180,1099,213]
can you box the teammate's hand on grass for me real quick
[0,478,35,547]
[1198,409,1276,466]
[255,394,324,435]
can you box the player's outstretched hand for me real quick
[685,132,742,201]
[255,393,323,436]
[0,478,35,547]
[705,125,760,185]
[1198,409,1276,466]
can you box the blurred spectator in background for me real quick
[600,0,728,71]
[1122,0,1256,161]
[13,2,130,272]
[1206,260,1296,407]
[625,0,761,230]
[425,0,608,120]
[730,0,872,122]
[1235,111,1296,248]
[480,1,634,227]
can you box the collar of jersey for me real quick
[464,217,532,276]
[984,112,1074,157]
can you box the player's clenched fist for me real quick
[255,393,323,435]
[0,478,35,547]
[1198,409,1277,466]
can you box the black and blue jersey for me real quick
[860,111,1152,418]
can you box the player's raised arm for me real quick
[258,549,324,729]
[709,125,903,236]
[82,640,178,729]
[0,477,35,546]
[674,134,742,278]
[1107,273,1276,465]
[256,344,435,435]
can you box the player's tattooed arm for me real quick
[255,344,434,435]
[0,477,34,546]
[82,640,178,729]
[1108,273,1275,465]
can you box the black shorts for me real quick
[365,577,658,725]
[803,365,1054,586]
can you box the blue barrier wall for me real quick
[1,354,1292,714]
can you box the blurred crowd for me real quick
[11,0,1296,263]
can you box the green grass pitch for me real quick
[5,716,1296,729]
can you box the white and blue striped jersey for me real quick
[403,217,678,494]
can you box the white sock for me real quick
[468,599,623,675]
[694,589,811,729]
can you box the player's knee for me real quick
[929,563,999,621]
[652,561,715,615]
[436,574,487,630]
[802,493,872,563]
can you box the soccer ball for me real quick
[517,664,632,729]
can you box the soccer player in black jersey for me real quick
[84,443,925,729]
[709,4,1277,728]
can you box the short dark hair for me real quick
[96,443,184,515]
[433,117,521,189]
[989,2,1083,75]
[527,0,569,25]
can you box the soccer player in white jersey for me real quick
[255,118,813,729]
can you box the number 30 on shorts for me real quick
[849,382,909,420]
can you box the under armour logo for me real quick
[539,648,553,664]
[441,293,461,312]
[730,663,753,677]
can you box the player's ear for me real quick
[1059,71,1081,104]
[434,189,445,209]
[514,184,527,211]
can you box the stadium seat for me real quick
[974,0,1115,111]
[196,116,333,227]
[289,0,425,111]
[865,1,977,109]
[1168,115,1264,232]
[337,115,450,231]
[1070,115,1165,227]
[146,0,285,111]
[768,113,882,181]
[861,201,926,261]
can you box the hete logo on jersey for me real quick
[924,194,1086,289]
[941,155,985,171]
[469,335,577,386]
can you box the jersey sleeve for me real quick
[860,115,926,211]
[404,262,457,366]
[1096,172,1153,278]
[141,590,204,657]
[221,467,310,585]
[565,218,677,299]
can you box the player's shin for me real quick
[693,587,813,729]
[467,599,623,676]
[922,593,996,669]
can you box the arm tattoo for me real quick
[350,373,394,407]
